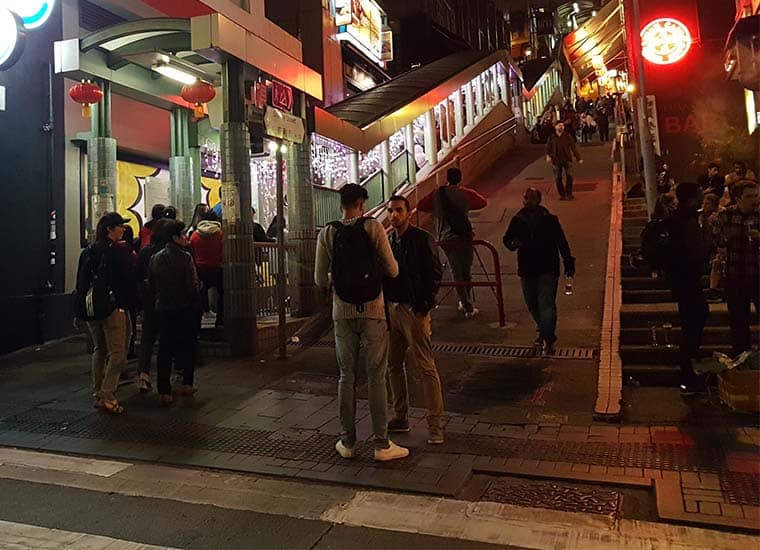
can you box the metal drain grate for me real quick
[290,340,597,361]
[482,479,621,518]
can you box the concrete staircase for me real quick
[618,197,753,385]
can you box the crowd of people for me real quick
[641,160,759,394]
[531,94,616,145]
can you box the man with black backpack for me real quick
[74,212,135,414]
[315,184,409,462]
[418,167,487,318]
[664,182,710,395]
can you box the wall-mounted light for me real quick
[152,63,198,85]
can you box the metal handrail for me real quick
[437,239,506,328]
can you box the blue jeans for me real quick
[520,275,559,344]
[334,318,389,450]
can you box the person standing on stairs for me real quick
[417,167,487,319]
[546,121,583,200]
[713,180,760,356]
[503,188,576,355]
[664,182,710,395]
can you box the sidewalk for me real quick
[0,144,757,533]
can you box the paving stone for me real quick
[572,463,591,473]
[684,499,699,513]
[698,501,722,515]
[644,469,663,479]
[680,472,702,488]
[624,468,644,478]
[682,489,724,503]
[721,503,746,519]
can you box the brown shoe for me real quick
[159,394,173,406]
[180,385,197,396]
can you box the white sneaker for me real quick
[464,308,480,319]
[374,440,410,462]
[457,301,465,312]
[335,440,354,459]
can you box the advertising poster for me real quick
[334,0,384,62]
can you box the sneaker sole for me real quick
[388,427,411,433]
[374,452,410,462]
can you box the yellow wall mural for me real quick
[116,161,160,234]
[202,176,221,208]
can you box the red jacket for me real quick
[190,221,223,268]
[417,185,487,212]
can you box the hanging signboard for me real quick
[381,30,393,62]
[1,1,57,71]
[264,107,305,144]
[271,80,294,112]
[334,0,385,64]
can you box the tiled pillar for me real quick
[404,123,416,185]
[380,139,391,199]
[87,81,116,239]
[475,75,485,122]
[220,58,257,356]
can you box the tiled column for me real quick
[498,67,509,106]
[221,58,257,356]
[423,108,437,166]
[286,134,317,317]
[87,81,116,240]
[170,108,193,223]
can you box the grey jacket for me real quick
[149,242,201,312]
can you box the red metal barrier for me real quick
[437,239,506,327]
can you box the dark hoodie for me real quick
[503,205,575,277]
[664,206,710,286]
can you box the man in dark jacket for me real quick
[665,182,710,394]
[384,195,446,444]
[546,121,582,200]
[149,220,201,404]
[503,188,575,355]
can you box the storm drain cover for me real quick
[482,478,621,518]
[292,340,598,361]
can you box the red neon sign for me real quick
[640,18,692,65]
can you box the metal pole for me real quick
[276,140,287,360]
[631,0,658,218]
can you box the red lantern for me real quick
[69,81,104,118]
[181,81,216,118]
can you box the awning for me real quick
[315,49,519,152]
[724,14,760,90]
[563,0,627,84]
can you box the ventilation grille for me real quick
[80,0,126,32]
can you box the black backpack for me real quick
[329,218,383,312]
[640,219,671,270]
[76,245,117,321]
[437,187,473,238]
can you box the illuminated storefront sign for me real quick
[0,1,56,71]
[640,18,692,65]
[0,7,23,70]
[334,0,385,64]
[4,1,56,30]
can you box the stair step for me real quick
[620,326,753,346]
[622,364,681,386]
[622,289,674,303]
[620,344,733,364]
[622,276,709,291]
[620,303,747,327]
[622,265,653,277]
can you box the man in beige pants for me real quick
[384,195,446,444]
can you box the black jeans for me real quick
[670,279,708,383]
[198,266,224,326]
[157,307,198,395]
[138,306,159,375]
[553,162,574,198]
[725,280,760,355]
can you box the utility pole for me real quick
[631,0,658,218]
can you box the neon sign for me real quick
[640,18,692,65]
[3,1,56,30]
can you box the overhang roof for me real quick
[563,0,627,83]
[316,49,519,152]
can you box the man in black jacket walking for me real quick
[546,121,582,200]
[384,195,446,445]
[666,182,710,394]
[503,188,575,355]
